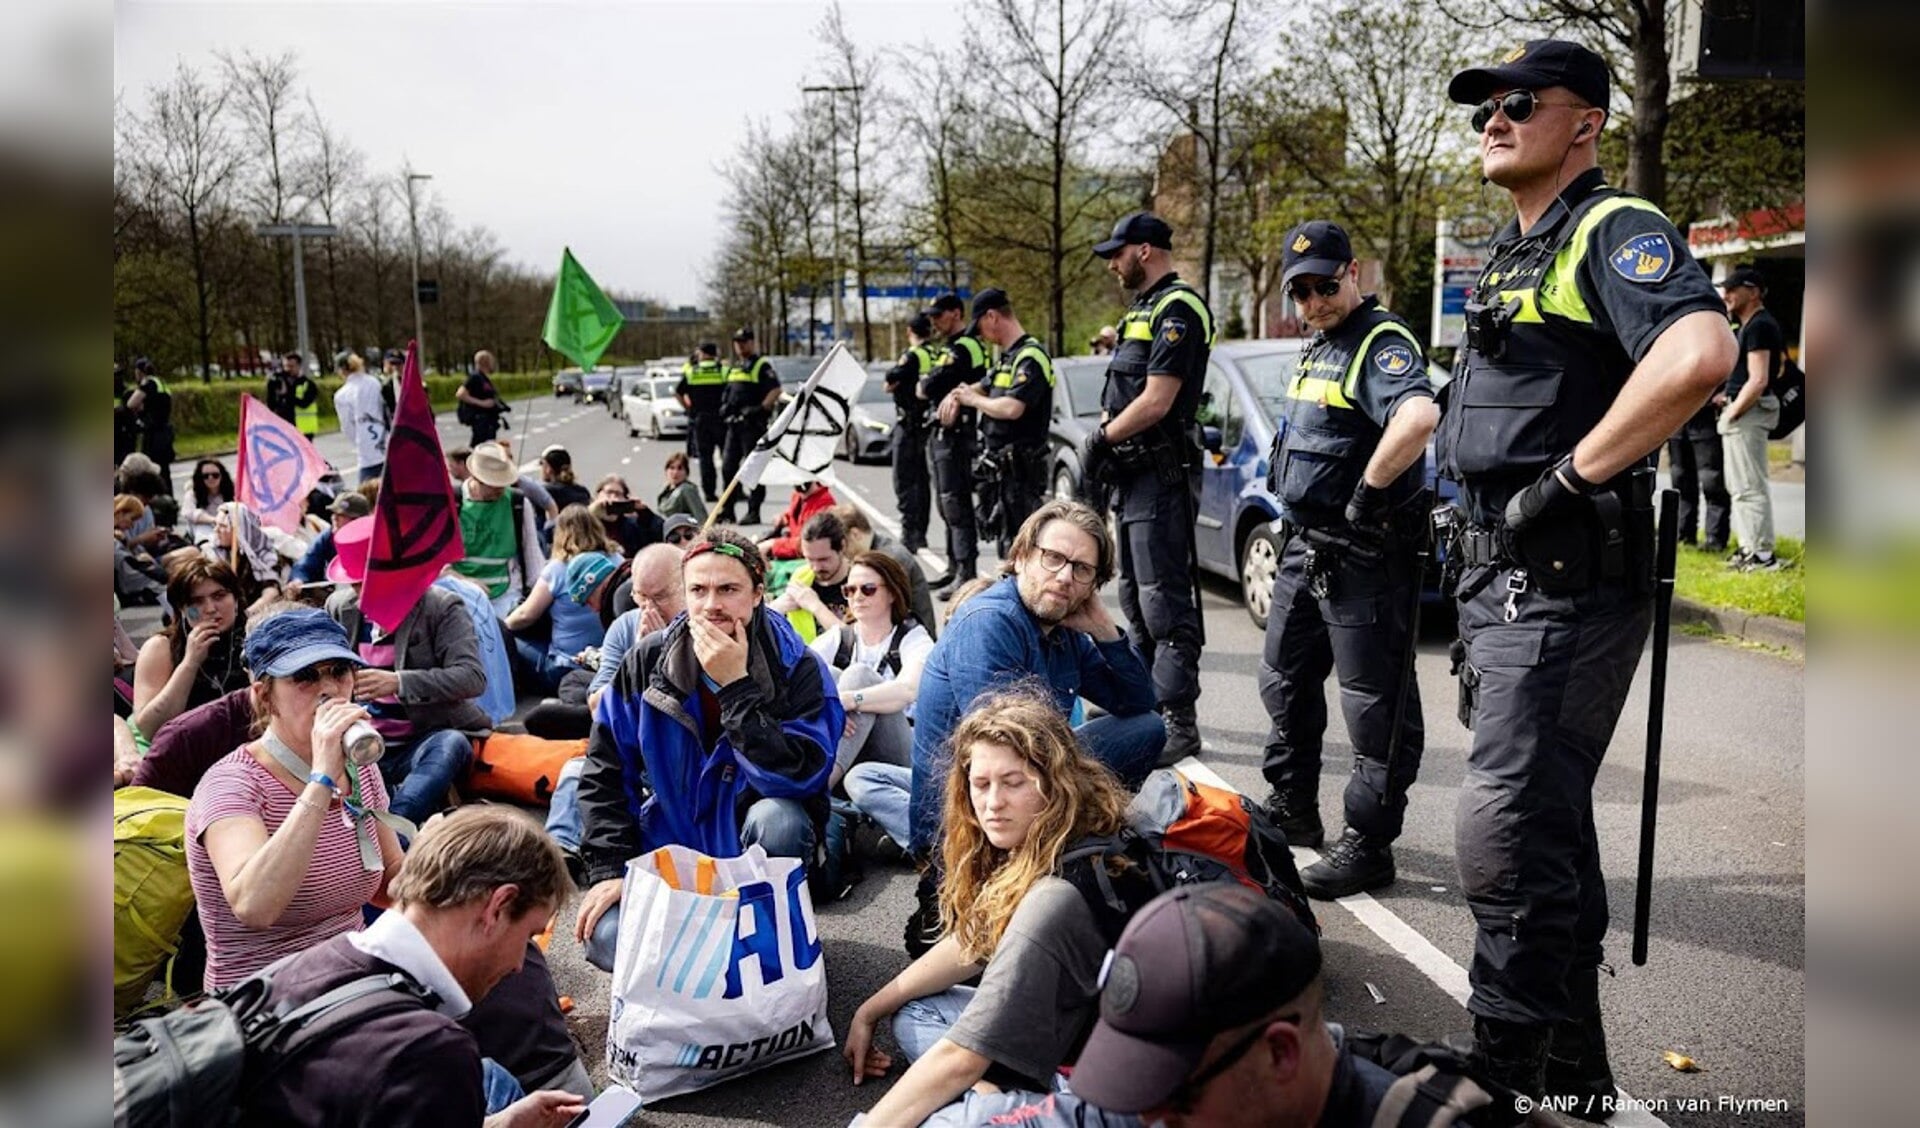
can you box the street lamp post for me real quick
[256,213,338,366]
[406,171,432,369]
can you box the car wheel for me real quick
[1240,521,1281,628]
[1054,466,1077,502]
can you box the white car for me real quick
[623,372,689,439]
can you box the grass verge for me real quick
[1673,536,1804,622]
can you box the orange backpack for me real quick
[465,733,586,805]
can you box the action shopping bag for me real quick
[605,844,833,1102]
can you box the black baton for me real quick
[1632,488,1680,966]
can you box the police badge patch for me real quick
[1161,317,1187,345]
[1375,343,1416,376]
[1609,232,1674,284]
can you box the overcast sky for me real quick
[114,1,967,307]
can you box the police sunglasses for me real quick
[1470,89,1590,133]
[1285,276,1344,303]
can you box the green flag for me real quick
[542,247,625,372]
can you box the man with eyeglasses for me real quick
[899,501,1164,956]
[1256,220,1438,904]
[1071,882,1393,1127]
[1436,39,1734,1109]
[1087,211,1214,765]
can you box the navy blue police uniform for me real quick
[920,297,991,584]
[1437,39,1728,1107]
[678,349,730,501]
[976,328,1054,555]
[885,325,939,552]
[719,337,783,525]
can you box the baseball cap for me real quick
[468,441,519,489]
[969,288,1011,323]
[1280,220,1354,286]
[243,606,367,678]
[1093,211,1175,258]
[565,552,620,603]
[731,326,755,342]
[1071,883,1323,1114]
[384,348,406,365]
[328,492,371,519]
[1448,39,1610,111]
[326,515,376,584]
[662,513,699,543]
[926,293,967,316]
[1719,265,1766,292]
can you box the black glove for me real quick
[1504,454,1591,531]
[1081,427,1116,487]
[1345,479,1392,535]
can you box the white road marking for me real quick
[1169,756,1670,1128]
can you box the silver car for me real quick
[623,373,689,439]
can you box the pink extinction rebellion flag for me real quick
[359,340,465,633]
[235,393,330,533]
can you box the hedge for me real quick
[144,371,553,441]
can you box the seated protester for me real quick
[833,502,938,640]
[538,444,592,514]
[504,505,618,694]
[114,493,168,603]
[323,516,488,827]
[767,509,855,642]
[1070,883,1393,1127]
[185,608,405,990]
[497,437,559,523]
[290,490,371,584]
[226,805,585,1126]
[845,691,1136,1126]
[450,441,548,617]
[758,479,838,561]
[571,529,841,972]
[132,557,252,741]
[203,501,286,615]
[812,550,931,794]
[132,686,251,797]
[182,458,236,547]
[655,451,707,522]
[589,472,662,558]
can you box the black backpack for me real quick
[832,619,919,678]
[1768,357,1804,440]
[1345,1031,1564,1128]
[113,959,438,1128]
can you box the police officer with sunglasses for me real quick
[1435,39,1735,1111]
[1257,220,1438,904]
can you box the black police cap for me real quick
[970,288,1011,322]
[928,294,967,315]
[1448,39,1609,112]
[1093,211,1174,258]
[1719,264,1767,292]
[731,327,755,342]
[1280,220,1354,286]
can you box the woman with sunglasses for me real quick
[846,690,1140,1127]
[182,459,236,547]
[185,607,405,989]
[807,551,931,791]
[131,557,252,739]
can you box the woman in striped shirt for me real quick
[186,607,406,989]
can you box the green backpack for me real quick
[114,787,195,1018]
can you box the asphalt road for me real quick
[186,395,1806,1127]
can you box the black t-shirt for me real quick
[464,371,501,414]
[810,573,851,622]
[1727,307,1786,399]
[463,942,581,1091]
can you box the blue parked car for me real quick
[1192,340,1456,627]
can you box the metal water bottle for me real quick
[344,721,385,766]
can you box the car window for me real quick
[1229,351,1298,426]
[1199,363,1242,451]
[1064,364,1106,419]
[859,376,891,404]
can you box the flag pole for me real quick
[703,478,741,533]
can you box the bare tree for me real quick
[818,1,887,359]
[132,62,241,380]
[970,0,1135,353]
[219,50,308,350]
[780,105,836,352]
[350,175,398,347]
[297,100,363,359]
[718,118,798,348]
[888,50,977,292]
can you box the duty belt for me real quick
[1456,525,1511,569]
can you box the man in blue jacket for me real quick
[571,528,842,972]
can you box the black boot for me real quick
[1545,970,1618,1121]
[1471,1015,1551,1102]
[903,869,944,958]
[1261,789,1324,849]
[1299,827,1395,899]
[1160,707,1202,765]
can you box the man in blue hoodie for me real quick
[571,528,842,972]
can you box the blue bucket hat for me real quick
[242,607,367,678]
[565,552,620,603]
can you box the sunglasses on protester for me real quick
[666,529,697,545]
[290,660,357,685]
[1470,88,1590,133]
[1285,276,1345,303]
[200,470,224,479]
[841,581,885,598]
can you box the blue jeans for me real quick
[844,762,910,846]
[892,985,974,1063]
[512,636,575,696]
[544,756,586,852]
[377,729,475,826]
[908,709,1166,855]
[482,1058,524,1114]
[582,797,817,972]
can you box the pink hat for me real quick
[326,515,376,584]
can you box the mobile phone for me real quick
[184,606,202,626]
[605,499,638,516]
[564,1085,642,1128]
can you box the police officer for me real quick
[126,356,175,490]
[677,341,729,502]
[1085,211,1212,761]
[1437,40,1735,1107]
[1258,220,1438,901]
[919,293,991,593]
[944,289,1053,555]
[885,313,939,553]
[719,327,782,526]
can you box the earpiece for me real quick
[1576,122,1592,138]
